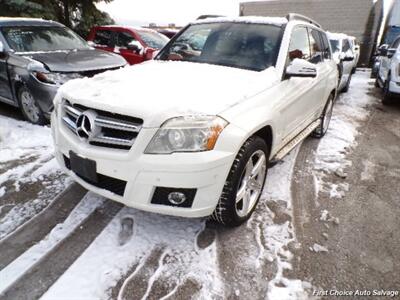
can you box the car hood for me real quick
[24,49,127,72]
[59,60,279,128]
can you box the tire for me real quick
[341,73,352,93]
[312,94,334,139]
[211,136,269,227]
[382,75,393,105]
[17,86,47,125]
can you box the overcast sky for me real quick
[96,0,245,26]
[96,0,393,27]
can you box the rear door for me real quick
[114,30,145,65]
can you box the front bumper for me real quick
[52,113,244,218]
[26,77,58,117]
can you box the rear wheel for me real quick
[211,137,268,227]
[18,86,47,125]
[312,94,334,139]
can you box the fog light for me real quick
[168,192,186,205]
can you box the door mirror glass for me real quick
[127,40,144,53]
[0,41,4,53]
[286,59,317,78]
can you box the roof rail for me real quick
[286,13,321,28]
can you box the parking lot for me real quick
[0,70,399,299]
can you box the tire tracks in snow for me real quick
[0,195,122,300]
[0,183,86,270]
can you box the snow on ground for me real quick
[42,208,224,300]
[0,193,104,294]
[0,116,68,239]
[260,148,313,300]
[313,71,376,199]
[41,147,310,300]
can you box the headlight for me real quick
[145,116,228,154]
[32,71,82,86]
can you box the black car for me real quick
[0,18,127,125]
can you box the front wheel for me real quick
[18,86,47,125]
[312,95,334,139]
[211,137,268,226]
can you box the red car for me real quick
[87,26,169,65]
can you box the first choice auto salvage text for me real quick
[313,290,399,297]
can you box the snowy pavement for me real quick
[0,70,399,299]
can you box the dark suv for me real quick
[0,18,127,125]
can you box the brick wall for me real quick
[240,0,383,66]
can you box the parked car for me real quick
[87,26,169,65]
[348,36,360,68]
[327,32,356,93]
[0,18,127,125]
[375,35,400,104]
[52,14,338,226]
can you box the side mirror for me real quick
[286,59,317,78]
[127,40,143,54]
[387,48,396,58]
[342,55,355,62]
[378,44,389,56]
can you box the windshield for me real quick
[1,26,90,53]
[138,30,169,49]
[329,40,340,53]
[157,22,282,71]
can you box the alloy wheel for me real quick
[235,150,267,217]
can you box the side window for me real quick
[309,29,324,64]
[319,32,332,60]
[93,30,112,47]
[342,39,351,52]
[288,27,310,62]
[116,32,137,48]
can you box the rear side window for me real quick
[115,32,138,48]
[319,32,332,60]
[288,27,310,62]
[93,30,113,47]
[308,29,324,64]
[342,39,351,52]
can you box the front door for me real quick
[115,31,145,65]
[0,50,13,102]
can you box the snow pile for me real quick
[313,71,376,198]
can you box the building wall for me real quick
[240,0,383,66]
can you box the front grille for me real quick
[64,155,127,196]
[61,100,143,150]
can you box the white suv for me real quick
[52,14,338,226]
[376,35,400,105]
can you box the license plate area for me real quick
[69,151,98,183]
